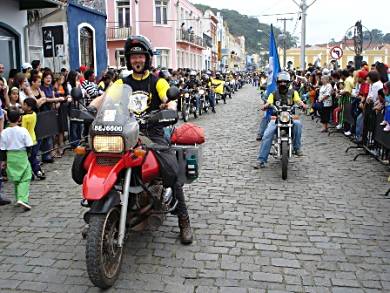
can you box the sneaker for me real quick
[380,120,387,126]
[344,131,352,136]
[212,108,216,113]
[294,149,304,156]
[34,170,46,180]
[384,125,390,132]
[0,196,11,206]
[336,124,343,130]
[253,161,266,169]
[16,200,31,211]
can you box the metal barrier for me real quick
[35,110,59,140]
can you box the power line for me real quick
[252,12,296,17]
[108,17,213,23]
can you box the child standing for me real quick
[22,98,45,179]
[0,108,33,211]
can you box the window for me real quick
[156,49,169,68]
[80,26,94,69]
[117,1,131,27]
[155,0,168,25]
[116,49,126,67]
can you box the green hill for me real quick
[194,4,298,55]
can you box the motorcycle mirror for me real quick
[167,86,180,101]
[71,87,83,101]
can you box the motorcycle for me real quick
[71,84,192,289]
[180,88,198,121]
[271,103,299,180]
[198,87,209,115]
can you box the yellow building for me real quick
[281,44,390,69]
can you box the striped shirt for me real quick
[81,80,101,105]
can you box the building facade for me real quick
[282,44,390,69]
[106,0,206,70]
[26,0,107,75]
[0,0,63,77]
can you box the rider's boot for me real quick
[178,215,193,245]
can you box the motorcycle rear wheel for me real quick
[86,208,123,289]
[281,141,288,180]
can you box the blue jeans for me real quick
[29,143,41,174]
[40,136,53,161]
[257,109,273,138]
[355,112,363,141]
[257,120,303,163]
[70,121,83,147]
[208,92,216,108]
[194,94,200,111]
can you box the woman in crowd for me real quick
[39,71,64,163]
[66,70,84,148]
[15,73,33,104]
[318,75,333,132]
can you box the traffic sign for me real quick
[329,46,343,59]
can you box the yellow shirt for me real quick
[267,91,302,105]
[344,76,355,94]
[114,71,169,101]
[21,112,37,144]
[210,78,224,95]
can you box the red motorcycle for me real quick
[71,84,201,288]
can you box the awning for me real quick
[19,0,64,10]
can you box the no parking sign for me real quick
[329,46,343,59]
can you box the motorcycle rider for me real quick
[90,35,193,244]
[210,72,225,104]
[202,73,216,113]
[184,70,201,114]
[254,71,307,169]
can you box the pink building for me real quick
[106,0,205,69]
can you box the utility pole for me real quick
[277,17,293,69]
[292,0,318,69]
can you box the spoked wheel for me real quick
[281,141,288,180]
[86,208,123,289]
[182,104,189,122]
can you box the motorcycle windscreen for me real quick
[91,83,139,149]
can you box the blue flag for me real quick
[265,25,281,97]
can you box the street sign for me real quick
[329,46,343,60]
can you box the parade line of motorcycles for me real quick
[170,71,246,121]
[69,72,247,288]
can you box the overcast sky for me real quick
[190,0,390,45]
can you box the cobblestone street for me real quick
[0,85,389,293]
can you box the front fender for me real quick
[82,152,144,200]
[84,190,121,223]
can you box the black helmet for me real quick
[124,35,154,71]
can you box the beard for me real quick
[132,62,145,73]
[278,84,288,93]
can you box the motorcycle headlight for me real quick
[184,93,190,98]
[93,135,124,153]
[280,111,290,123]
[199,89,205,95]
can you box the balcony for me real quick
[176,29,205,48]
[107,26,132,41]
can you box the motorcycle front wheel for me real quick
[86,207,123,289]
[182,104,189,122]
[281,141,288,180]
